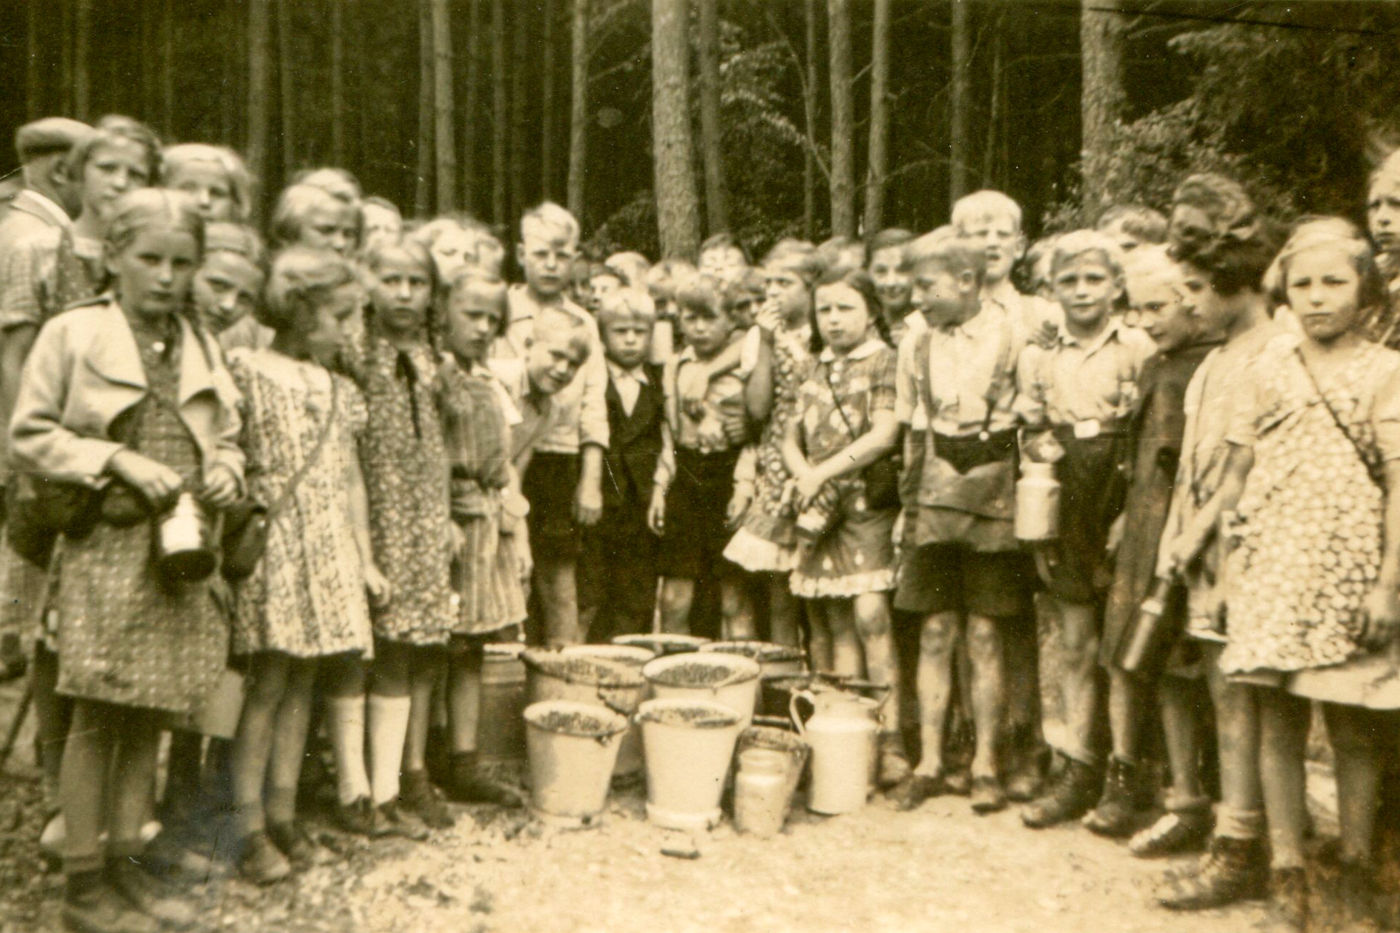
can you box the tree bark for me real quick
[566,0,588,221]
[982,10,1003,188]
[698,0,727,234]
[948,0,972,204]
[432,0,457,211]
[509,0,530,224]
[650,0,702,259]
[803,0,819,239]
[248,0,272,207]
[462,0,481,214]
[862,0,891,238]
[1080,0,1126,214]
[330,0,346,166]
[540,0,557,200]
[277,0,295,178]
[826,0,855,238]
[74,0,91,120]
[491,0,508,225]
[416,0,434,216]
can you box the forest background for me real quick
[1,0,1397,265]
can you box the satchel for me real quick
[221,377,339,582]
[821,360,903,511]
[4,473,101,566]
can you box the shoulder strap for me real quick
[916,328,938,426]
[822,361,860,444]
[1293,346,1383,487]
[266,376,340,517]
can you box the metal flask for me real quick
[1014,461,1060,542]
[1115,573,1188,677]
[154,491,217,584]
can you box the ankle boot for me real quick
[1083,756,1144,838]
[1267,866,1307,931]
[447,751,523,807]
[1021,758,1101,829]
[1156,835,1269,910]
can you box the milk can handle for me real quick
[789,690,814,736]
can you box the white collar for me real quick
[608,359,649,383]
[1057,317,1123,354]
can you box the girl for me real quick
[413,215,495,285]
[435,269,537,806]
[1207,220,1400,930]
[47,115,162,317]
[357,236,456,831]
[160,143,253,223]
[269,184,361,258]
[721,240,822,646]
[10,189,240,932]
[226,247,391,885]
[195,222,269,351]
[782,267,908,788]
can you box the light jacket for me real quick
[9,297,245,490]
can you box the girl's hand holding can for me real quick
[200,463,241,509]
[109,449,184,510]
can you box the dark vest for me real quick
[602,363,664,510]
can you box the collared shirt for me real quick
[895,304,1024,436]
[983,280,1063,335]
[0,189,72,332]
[491,284,609,454]
[1015,317,1156,428]
[607,359,649,417]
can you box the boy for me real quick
[579,288,665,642]
[891,228,1033,814]
[698,232,750,287]
[1085,245,1222,840]
[492,202,607,647]
[649,280,753,636]
[951,189,1060,800]
[1096,204,1169,255]
[1015,230,1156,829]
[1151,176,1279,911]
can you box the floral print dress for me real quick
[1222,336,1400,677]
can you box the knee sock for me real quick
[368,694,411,805]
[265,786,298,827]
[1216,805,1264,841]
[328,695,371,806]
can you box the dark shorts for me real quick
[1042,429,1130,605]
[523,452,581,561]
[893,543,1031,618]
[658,446,741,582]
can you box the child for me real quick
[357,235,456,835]
[414,215,485,286]
[361,196,403,252]
[269,184,361,258]
[645,259,697,366]
[867,227,914,345]
[194,222,267,345]
[1016,230,1156,828]
[1364,150,1400,346]
[816,235,865,274]
[721,240,822,646]
[605,250,651,289]
[161,143,254,223]
[1086,245,1221,841]
[438,279,586,803]
[492,202,606,647]
[1203,220,1400,930]
[1150,178,1279,910]
[10,189,241,930]
[890,228,1033,814]
[1096,204,1169,255]
[698,232,750,287]
[227,247,392,884]
[292,166,363,206]
[784,267,908,787]
[579,287,665,642]
[651,280,755,636]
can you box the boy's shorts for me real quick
[893,543,1029,619]
[523,452,581,561]
[658,447,741,581]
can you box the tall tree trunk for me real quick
[330,0,346,166]
[540,0,557,200]
[248,0,271,217]
[25,1,41,119]
[948,0,972,204]
[862,0,891,238]
[802,0,819,239]
[73,0,91,120]
[416,0,434,216]
[650,0,701,259]
[140,3,156,120]
[509,2,530,224]
[277,0,295,178]
[826,0,855,238]
[697,0,727,234]
[432,0,457,212]
[160,0,174,132]
[59,0,73,116]
[566,0,588,221]
[462,0,481,214]
[982,10,1003,188]
[491,0,508,225]
[1080,0,1126,214]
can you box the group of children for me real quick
[1,110,1399,933]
